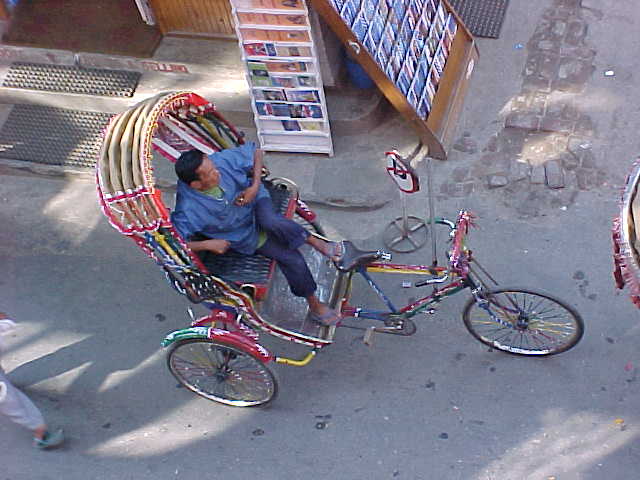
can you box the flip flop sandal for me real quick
[309,309,342,326]
[34,429,65,450]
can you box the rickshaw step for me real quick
[0,104,113,168]
[2,62,141,97]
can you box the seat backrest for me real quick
[96,91,245,303]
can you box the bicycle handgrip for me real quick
[414,273,449,287]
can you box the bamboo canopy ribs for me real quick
[96,91,247,303]
[97,91,243,235]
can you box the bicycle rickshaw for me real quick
[613,159,640,306]
[97,91,584,407]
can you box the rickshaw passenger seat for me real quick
[195,180,294,290]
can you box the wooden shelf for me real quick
[308,0,478,160]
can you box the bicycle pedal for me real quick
[363,326,376,346]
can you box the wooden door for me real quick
[149,0,236,38]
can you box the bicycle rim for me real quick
[167,339,278,407]
[463,287,584,356]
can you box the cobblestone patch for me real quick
[452,0,608,217]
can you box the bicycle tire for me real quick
[462,287,584,356]
[167,338,278,407]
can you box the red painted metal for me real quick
[207,328,274,363]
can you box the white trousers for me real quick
[0,366,45,431]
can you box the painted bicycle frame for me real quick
[339,211,477,324]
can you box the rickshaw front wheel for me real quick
[167,338,279,407]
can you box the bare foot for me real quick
[306,236,343,262]
[306,296,342,326]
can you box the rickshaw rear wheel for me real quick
[167,338,279,407]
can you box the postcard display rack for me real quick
[230,0,334,155]
[310,0,478,160]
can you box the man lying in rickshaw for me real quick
[171,143,343,326]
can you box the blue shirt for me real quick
[171,142,269,254]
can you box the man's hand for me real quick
[187,239,230,255]
[235,184,258,206]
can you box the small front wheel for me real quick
[462,287,584,356]
[167,339,278,407]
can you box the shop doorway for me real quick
[2,0,162,57]
[149,0,236,38]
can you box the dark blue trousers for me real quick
[254,198,316,298]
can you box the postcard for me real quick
[407,90,417,107]
[297,76,316,87]
[255,101,271,116]
[248,61,269,77]
[275,0,303,9]
[370,14,384,43]
[396,71,410,94]
[251,75,271,87]
[342,1,358,25]
[331,0,345,12]
[289,104,305,118]
[256,89,286,101]
[378,0,389,18]
[424,0,437,22]
[385,61,396,81]
[417,96,430,119]
[271,103,292,117]
[376,50,389,70]
[244,42,268,56]
[286,90,320,102]
[281,120,301,131]
[265,61,308,73]
[425,77,436,100]
[352,15,369,42]
[279,14,307,26]
[304,105,323,118]
[301,121,323,132]
[364,34,376,54]
[237,13,263,25]
[240,28,271,41]
[271,76,297,88]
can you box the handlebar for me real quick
[448,210,474,274]
[414,273,449,287]
[413,211,474,287]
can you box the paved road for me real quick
[2,0,640,479]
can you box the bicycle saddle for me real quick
[336,241,389,271]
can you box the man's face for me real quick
[193,156,220,191]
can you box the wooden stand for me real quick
[308,0,479,160]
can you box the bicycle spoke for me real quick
[168,340,277,406]
[464,288,583,356]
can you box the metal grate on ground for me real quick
[0,104,113,168]
[2,62,141,97]
[448,0,510,38]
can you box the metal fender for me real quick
[208,328,274,364]
[161,326,274,364]
[161,326,210,347]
